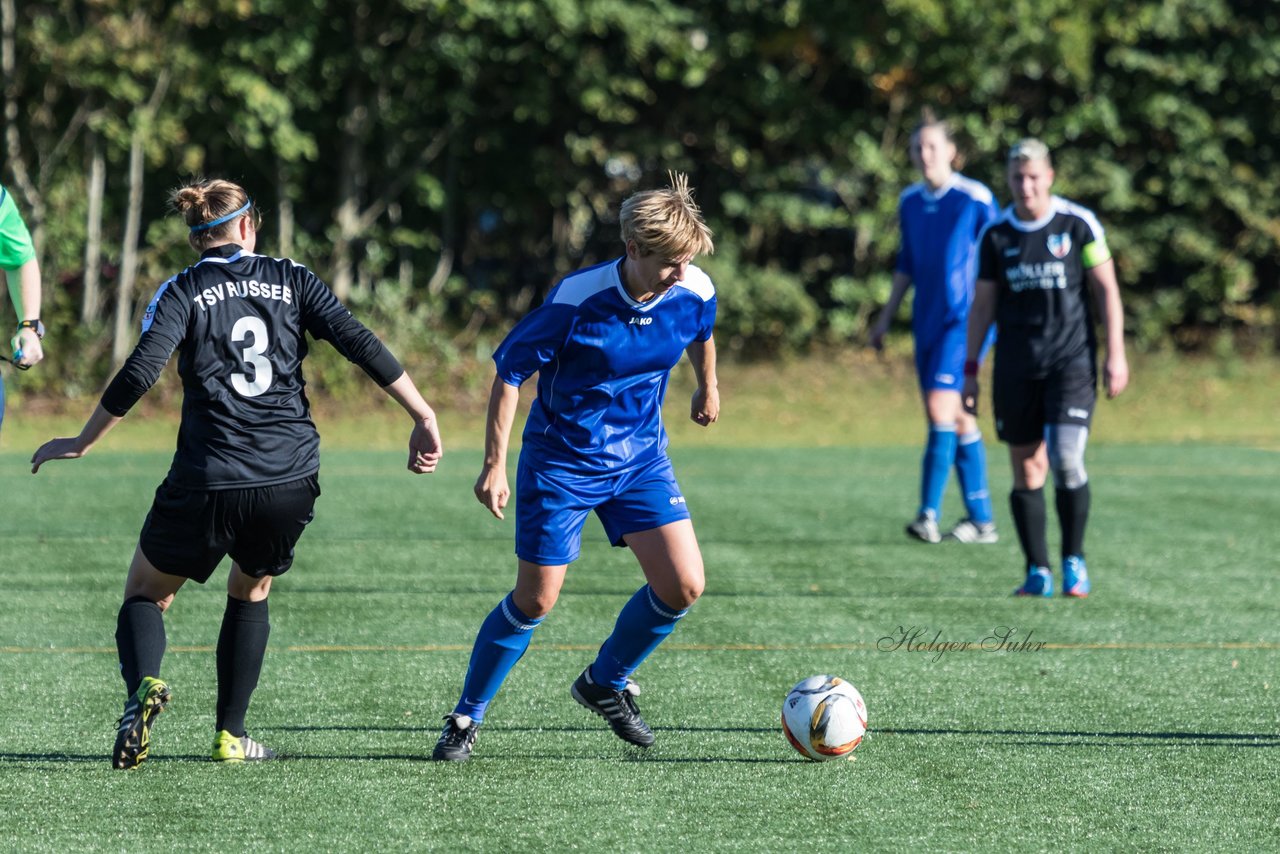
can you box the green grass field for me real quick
[1,436,1277,851]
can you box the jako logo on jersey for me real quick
[629,316,653,325]
[669,495,686,505]
[1047,233,1072,258]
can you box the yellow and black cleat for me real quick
[212,730,278,762]
[112,676,171,770]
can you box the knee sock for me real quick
[1009,488,1050,569]
[116,596,167,697]
[1055,482,1091,559]
[954,431,993,524]
[215,596,271,737]
[590,585,689,691]
[453,592,543,723]
[919,424,957,518]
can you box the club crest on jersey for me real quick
[1047,233,1072,258]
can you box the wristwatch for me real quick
[17,319,44,339]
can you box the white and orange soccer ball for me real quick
[781,675,867,761]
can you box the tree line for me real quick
[4,0,1276,399]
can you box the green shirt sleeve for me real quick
[0,187,36,271]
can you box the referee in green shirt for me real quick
[1,184,45,435]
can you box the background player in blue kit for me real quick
[0,183,46,435]
[31,178,444,768]
[432,174,719,761]
[870,113,1000,544]
[965,139,1129,597]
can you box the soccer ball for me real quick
[781,675,867,761]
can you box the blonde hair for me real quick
[1008,138,1052,167]
[169,178,256,251]
[619,172,714,259]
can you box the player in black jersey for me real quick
[30,178,444,768]
[963,139,1129,598]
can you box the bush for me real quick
[697,245,820,358]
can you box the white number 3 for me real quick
[230,316,273,397]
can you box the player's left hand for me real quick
[961,376,979,416]
[691,385,719,427]
[407,415,443,474]
[31,437,86,473]
[1104,353,1129,399]
[11,328,43,367]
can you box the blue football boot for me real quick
[1014,566,1053,597]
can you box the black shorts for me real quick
[139,474,321,583]
[993,363,1096,446]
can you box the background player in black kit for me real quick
[31,178,444,768]
[963,139,1129,598]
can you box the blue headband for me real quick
[190,199,252,233]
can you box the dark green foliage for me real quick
[4,0,1278,398]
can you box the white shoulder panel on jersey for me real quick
[899,182,926,202]
[676,264,715,302]
[1053,196,1106,241]
[141,277,177,333]
[244,251,307,269]
[953,175,995,205]
[550,261,618,307]
[976,206,1016,246]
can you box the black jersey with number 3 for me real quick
[102,244,402,489]
[977,196,1110,377]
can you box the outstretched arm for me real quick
[1086,259,1129,399]
[31,404,122,473]
[474,375,521,519]
[686,335,719,427]
[380,371,443,474]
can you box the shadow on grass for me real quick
[269,724,778,734]
[6,726,1273,765]
[882,727,1279,746]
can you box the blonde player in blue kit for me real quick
[433,174,719,761]
[870,112,1000,545]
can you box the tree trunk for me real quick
[330,78,367,300]
[0,0,43,251]
[82,132,105,324]
[111,69,170,368]
[276,155,294,260]
[427,141,457,296]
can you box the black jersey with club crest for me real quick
[977,197,1111,377]
[102,244,402,489]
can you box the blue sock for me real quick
[590,585,688,691]
[955,431,994,524]
[919,424,957,518]
[453,593,543,723]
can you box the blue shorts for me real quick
[915,322,995,392]
[514,454,691,565]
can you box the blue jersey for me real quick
[896,174,999,337]
[493,258,717,475]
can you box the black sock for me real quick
[216,596,271,737]
[1009,488,1050,569]
[116,596,166,697]
[1055,482,1091,559]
